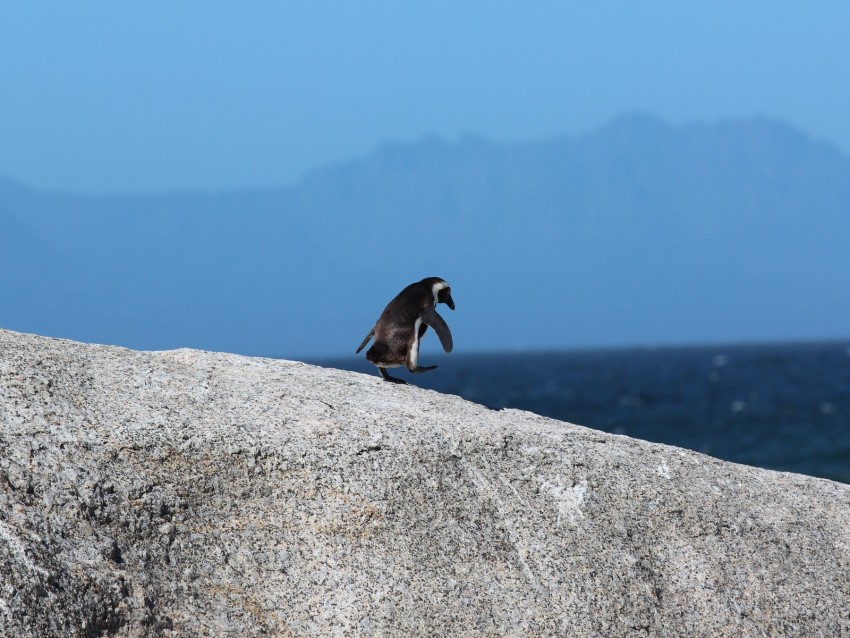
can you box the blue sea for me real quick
[311,341,850,485]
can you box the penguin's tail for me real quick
[356,329,375,353]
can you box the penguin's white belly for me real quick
[408,317,421,369]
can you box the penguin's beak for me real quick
[445,293,455,310]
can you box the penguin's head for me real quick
[438,285,455,310]
[423,277,455,310]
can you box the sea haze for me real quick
[2,114,850,356]
[312,340,850,485]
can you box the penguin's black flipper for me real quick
[421,307,453,353]
[411,365,437,374]
[379,367,407,384]
[356,329,375,353]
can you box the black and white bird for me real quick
[356,277,455,383]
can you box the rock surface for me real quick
[1,328,849,637]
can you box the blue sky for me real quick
[2,1,849,195]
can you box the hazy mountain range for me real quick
[2,113,849,357]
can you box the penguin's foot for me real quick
[379,368,407,384]
[410,365,437,374]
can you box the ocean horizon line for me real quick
[294,335,850,364]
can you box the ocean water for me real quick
[310,341,850,485]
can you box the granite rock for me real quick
[1,328,849,637]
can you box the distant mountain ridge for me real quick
[2,114,849,356]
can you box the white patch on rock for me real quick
[657,459,672,479]
[540,476,587,527]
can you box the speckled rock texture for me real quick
[1,329,849,637]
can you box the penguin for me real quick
[356,277,455,384]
